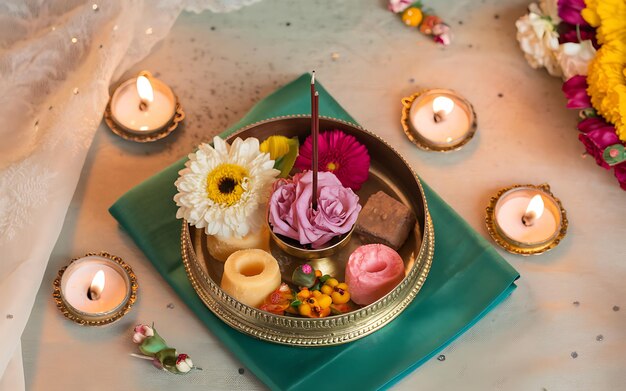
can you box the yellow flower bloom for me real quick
[583,0,626,142]
[583,0,626,44]
[587,41,626,141]
[259,135,299,178]
[260,135,290,160]
[205,163,248,206]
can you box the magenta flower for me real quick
[614,162,626,191]
[558,23,596,44]
[295,129,370,191]
[557,0,588,26]
[577,117,613,133]
[562,76,591,109]
[578,118,620,169]
[269,171,361,248]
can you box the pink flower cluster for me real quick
[268,171,361,248]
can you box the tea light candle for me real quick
[408,89,476,150]
[58,254,134,323]
[109,72,176,134]
[494,188,562,247]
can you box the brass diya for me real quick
[181,115,434,346]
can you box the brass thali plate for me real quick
[181,115,434,346]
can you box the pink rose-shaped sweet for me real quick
[269,171,361,248]
[346,244,405,306]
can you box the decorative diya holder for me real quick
[53,252,138,326]
[104,71,185,143]
[401,88,477,152]
[485,184,568,256]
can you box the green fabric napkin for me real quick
[109,74,519,390]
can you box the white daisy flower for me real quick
[174,136,279,238]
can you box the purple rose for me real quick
[558,0,588,26]
[562,75,591,109]
[269,171,361,248]
[614,162,626,191]
[268,180,298,239]
[577,118,620,169]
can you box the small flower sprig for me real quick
[388,1,452,45]
[131,324,194,374]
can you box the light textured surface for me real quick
[21,0,626,390]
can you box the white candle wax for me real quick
[61,256,129,315]
[495,189,560,245]
[110,76,176,134]
[409,93,472,147]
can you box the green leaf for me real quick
[603,144,626,166]
[139,333,169,357]
[155,348,179,373]
[319,275,331,284]
[290,299,302,307]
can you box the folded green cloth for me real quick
[110,74,519,390]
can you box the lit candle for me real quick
[494,189,561,246]
[407,89,476,150]
[109,71,176,134]
[87,270,105,301]
[58,254,134,322]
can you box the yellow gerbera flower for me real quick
[174,137,279,238]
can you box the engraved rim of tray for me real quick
[180,115,435,346]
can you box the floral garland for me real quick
[388,1,452,45]
[516,0,626,190]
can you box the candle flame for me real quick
[136,75,154,104]
[432,96,455,116]
[89,270,105,299]
[525,194,545,219]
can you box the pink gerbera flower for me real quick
[295,129,370,191]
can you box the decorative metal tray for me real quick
[181,116,434,346]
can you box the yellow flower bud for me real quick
[260,135,291,160]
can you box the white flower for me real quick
[539,0,561,25]
[175,354,193,373]
[132,324,154,344]
[516,3,562,77]
[557,40,596,80]
[174,136,279,238]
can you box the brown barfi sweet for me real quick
[355,191,416,250]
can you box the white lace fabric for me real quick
[0,0,258,389]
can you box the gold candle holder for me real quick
[401,89,477,152]
[485,184,568,255]
[104,71,185,143]
[53,252,138,326]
